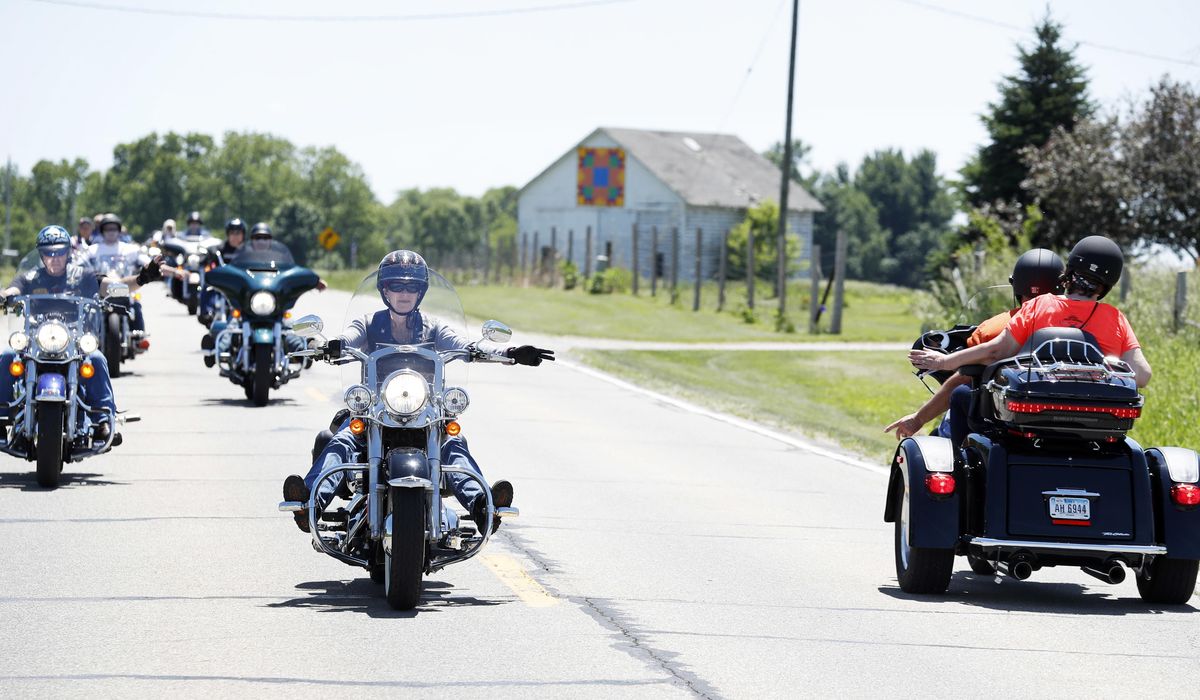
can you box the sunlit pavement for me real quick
[0,283,1194,699]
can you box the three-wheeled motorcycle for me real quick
[279,269,518,610]
[886,293,1200,605]
[202,240,319,406]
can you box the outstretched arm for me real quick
[909,330,1019,374]
[884,372,969,440]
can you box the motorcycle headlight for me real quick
[249,291,277,315]
[78,333,99,354]
[186,254,201,268]
[442,387,469,415]
[8,332,28,352]
[344,384,373,413]
[382,371,428,416]
[36,321,70,354]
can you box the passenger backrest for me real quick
[1020,327,1104,364]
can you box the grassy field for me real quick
[322,269,926,343]
[579,349,927,463]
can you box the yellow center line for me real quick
[305,386,331,403]
[480,553,560,608]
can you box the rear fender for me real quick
[1146,447,1200,559]
[885,436,960,548]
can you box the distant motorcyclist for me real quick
[910,235,1152,443]
[184,211,209,239]
[0,226,165,444]
[85,213,149,333]
[198,218,246,324]
[281,250,555,533]
[885,248,1064,445]
[73,217,92,251]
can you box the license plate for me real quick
[1049,496,1091,520]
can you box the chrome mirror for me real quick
[105,283,130,298]
[292,315,324,337]
[481,320,512,344]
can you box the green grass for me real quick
[579,349,928,463]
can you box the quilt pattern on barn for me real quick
[577,147,625,206]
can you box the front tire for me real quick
[35,403,65,489]
[894,479,954,594]
[251,344,271,406]
[384,486,426,610]
[1137,558,1199,605]
[105,313,122,378]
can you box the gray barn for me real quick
[517,127,822,281]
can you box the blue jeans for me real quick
[304,424,485,511]
[948,384,972,449]
[199,287,222,317]
[131,300,145,332]
[0,349,117,417]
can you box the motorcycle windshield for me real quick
[229,240,296,272]
[958,285,1016,326]
[337,268,470,395]
[83,252,136,277]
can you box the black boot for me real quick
[200,334,215,368]
[283,474,311,533]
[94,421,122,447]
[471,480,514,535]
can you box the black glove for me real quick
[323,338,344,361]
[136,256,165,285]
[506,345,555,366]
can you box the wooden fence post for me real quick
[747,225,755,310]
[584,226,593,278]
[651,226,659,297]
[808,244,821,333]
[532,231,540,282]
[831,230,847,334]
[520,232,528,286]
[717,228,729,312]
[692,227,702,311]
[670,227,680,302]
[631,224,640,295]
[550,227,558,287]
[1120,270,1130,303]
[1174,271,1187,332]
[567,229,574,269]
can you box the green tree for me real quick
[763,138,816,189]
[726,200,801,282]
[962,13,1093,207]
[209,131,301,225]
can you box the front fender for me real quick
[250,326,274,345]
[34,373,68,403]
[1146,447,1200,559]
[884,436,960,549]
[385,448,431,484]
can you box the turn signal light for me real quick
[1170,483,1200,507]
[1007,400,1141,420]
[446,421,461,436]
[80,362,95,379]
[284,311,292,320]
[8,361,23,377]
[349,418,366,435]
[925,473,955,495]
[232,309,241,319]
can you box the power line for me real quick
[22,0,636,22]
[892,0,1200,69]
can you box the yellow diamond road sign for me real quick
[318,227,340,251]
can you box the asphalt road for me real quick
[0,284,1195,698]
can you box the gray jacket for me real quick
[340,309,472,355]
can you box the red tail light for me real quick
[1170,483,1200,506]
[925,473,955,495]
[137,339,150,350]
[1006,400,1141,420]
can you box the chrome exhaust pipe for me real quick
[1081,561,1126,585]
[997,559,1033,581]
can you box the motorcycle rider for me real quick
[73,217,93,252]
[0,226,166,444]
[909,235,1152,443]
[85,213,149,334]
[281,250,555,534]
[184,211,208,239]
[198,218,246,324]
[885,248,1064,445]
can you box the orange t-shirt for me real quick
[1006,295,1140,357]
[968,309,1016,347]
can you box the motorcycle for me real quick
[2,286,136,488]
[886,286,1200,604]
[202,240,319,406]
[160,233,221,315]
[80,252,149,378]
[279,269,519,610]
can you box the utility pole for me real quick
[776,0,800,319]
[2,158,12,252]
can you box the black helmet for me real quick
[1009,248,1064,303]
[98,213,122,231]
[249,222,272,238]
[377,250,429,313]
[1066,235,1123,299]
[225,218,246,234]
[187,211,203,224]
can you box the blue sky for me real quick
[1,0,1197,200]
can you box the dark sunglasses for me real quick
[383,281,424,293]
